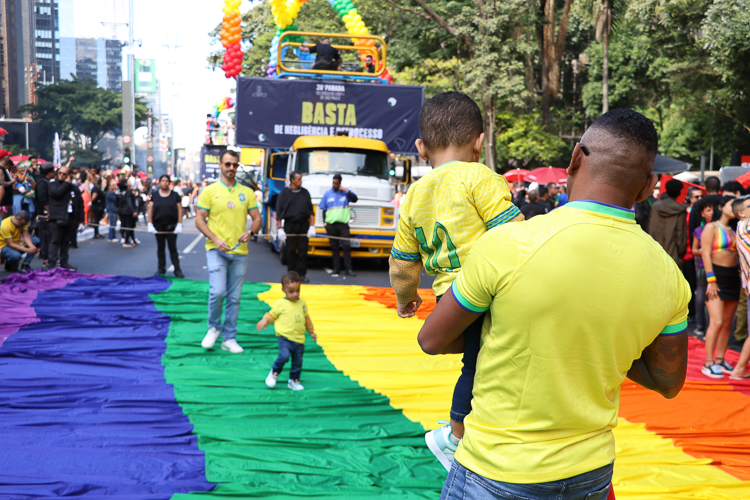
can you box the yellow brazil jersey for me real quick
[0,217,28,250]
[391,161,521,296]
[197,180,257,255]
[451,200,690,484]
[270,298,309,344]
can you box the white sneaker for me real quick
[425,421,459,472]
[221,338,244,354]
[265,370,278,388]
[201,327,221,349]
[288,379,305,391]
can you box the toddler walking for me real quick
[257,271,316,391]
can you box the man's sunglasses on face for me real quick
[223,162,239,168]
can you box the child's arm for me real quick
[305,315,317,341]
[256,312,275,331]
[474,173,524,229]
[389,257,423,317]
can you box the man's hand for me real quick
[174,223,183,234]
[277,228,286,243]
[306,225,316,239]
[212,237,231,252]
[25,246,39,254]
[397,295,423,318]
[340,187,349,193]
[147,223,157,234]
[237,231,252,243]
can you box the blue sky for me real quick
[71,0,249,151]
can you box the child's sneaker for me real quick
[701,363,724,379]
[265,370,278,388]
[288,379,305,391]
[425,421,458,471]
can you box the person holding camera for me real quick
[47,166,84,270]
[148,175,184,278]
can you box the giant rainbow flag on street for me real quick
[1,270,749,498]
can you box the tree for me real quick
[539,0,575,127]
[497,113,568,169]
[20,77,147,154]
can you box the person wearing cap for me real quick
[34,162,56,266]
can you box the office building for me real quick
[33,0,60,84]
[0,0,34,118]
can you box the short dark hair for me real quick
[665,179,683,199]
[159,174,170,182]
[290,171,301,181]
[333,174,342,182]
[118,180,128,191]
[418,91,483,150]
[686,186,701,198]
[281,271,301,286]
[538,184,548,197]
[590,108,658,157]
[722,180,743,194]
[28,156,37,161]
[732,197,747,215]
[705,176,721,192]
[219,149,240,163]
[14,210,30,222]
[40,162,55,175]
[528,190,539,202]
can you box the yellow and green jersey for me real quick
[197,180,257,255]
[391,161,521,296]
[270,298,309,344]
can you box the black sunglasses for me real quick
[580,143,590,156]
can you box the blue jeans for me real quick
[436,293,483,422]
[441,461,613,500]
[13,194,34,215]
[207,249,247,340]
[107,210,118,240]
[272,336,305,380]
[1,236,40,267]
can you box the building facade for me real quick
[33,0,59,84]
[0,0,35,118]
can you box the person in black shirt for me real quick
[300,39,341,71]
[365,55,376,73]
[276,171,315,282]
[34,162,56,266]
[0,156,14,217]
[520,190,547,220]
[47,166,84,270]
[117,179,138,247]
[147,175,184,278]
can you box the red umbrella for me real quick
[10,155,47,163]
[658,174,704,205]
[503,168,529,183]
[113,169,147,180]
[525,166,568,185]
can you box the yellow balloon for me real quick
[348,8,357,16]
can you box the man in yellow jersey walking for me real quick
[419,109,690,499]
[196,150,262,354]
[389,92,523,470]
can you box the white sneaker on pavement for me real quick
[265,370,278,388]
[221,338,244,354]
[201,327,222,349]
[288,379,305,391]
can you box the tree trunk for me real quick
[601,0,610,114]
[540,0,574,127]
[482,89,497,171]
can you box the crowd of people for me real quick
[0,150,204,276]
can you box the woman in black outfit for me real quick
[147,175,184,277]
[117,179,137,247]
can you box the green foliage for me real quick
[19,77,148,152]
[497,113,568,169]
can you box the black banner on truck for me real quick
[200,145,226,181]
[235,77,424,154]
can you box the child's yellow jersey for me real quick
[270,298,309,344]
[391,161,521,296]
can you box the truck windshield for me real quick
[297,148,389,180]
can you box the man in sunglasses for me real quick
[196,150,262,354]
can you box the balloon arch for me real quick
[219,0,378,79]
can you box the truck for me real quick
[235,32,424,260]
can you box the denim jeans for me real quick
[1,235,40,267]
[441,461,613,500]
[13,194,34,216]
[107,210,118,240]
[207,249,247,340]
[436,293,484,422]
[272,336,305,380]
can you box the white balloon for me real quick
[134,126,149,151]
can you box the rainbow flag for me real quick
[1,271,749,498]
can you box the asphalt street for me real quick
[2,217,435,289]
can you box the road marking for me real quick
[183,234,204,254]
